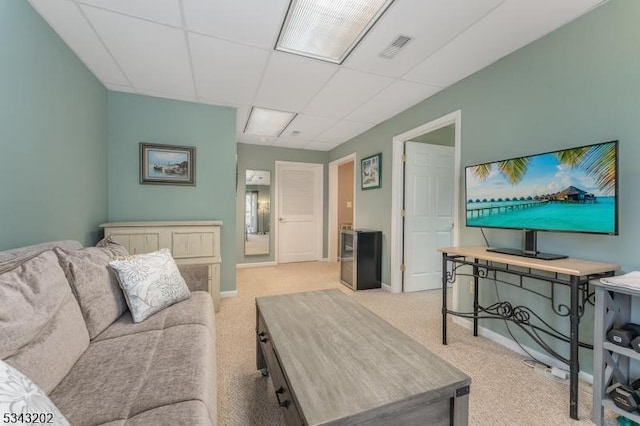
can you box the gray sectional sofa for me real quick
[0,240,217,425]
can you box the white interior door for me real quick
[276,161,323,263]
[403,142,454,292]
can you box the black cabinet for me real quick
[340,229,382,290]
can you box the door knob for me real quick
[279,217,285,222]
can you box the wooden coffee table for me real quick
[256,289,471,425]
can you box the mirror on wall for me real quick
[244,169,271,256]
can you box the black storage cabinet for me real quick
[340,229,382,290]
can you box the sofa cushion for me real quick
[0,251,90,394]
[95,401,210,426]
[49,318,215,425]
[0,240,82,274]
[54,242,129,339]
[0,359,70,426]
[109,249,191,323]
[93,291,213,343]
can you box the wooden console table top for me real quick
[439,246,619,277]
[256,289,470,425]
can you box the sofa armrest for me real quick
[177,264,209,292]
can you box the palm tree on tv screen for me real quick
[469,142,615,194]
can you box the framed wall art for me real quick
[361,153,381,190]
[140,143,196,186]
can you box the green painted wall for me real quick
[0,0,107,249]
[107,92,237,292]
[236,143,328,264]
[330,0,640,373]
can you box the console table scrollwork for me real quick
[439,246,618,421]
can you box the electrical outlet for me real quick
[469,280,474,294]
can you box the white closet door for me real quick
[276,162,323,263]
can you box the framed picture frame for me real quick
[361,153,382,190]
[140,142,196,186]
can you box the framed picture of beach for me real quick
[140,143,196,186]
[361,153,382,190]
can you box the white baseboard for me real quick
[220,290,237,298]
[452,317,593,384]
[236,261,277,269]
[381,282,392,292]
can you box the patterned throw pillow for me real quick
[0,360,69,426]
[108,249,191,323]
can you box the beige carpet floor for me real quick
[218,262,617,425]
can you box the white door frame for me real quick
[328,153,357,262]
[274,160,324,264]
[390,110,462,300]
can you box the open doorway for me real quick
[328,153,356,262]
[390,111,462,301]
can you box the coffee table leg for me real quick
[452,385,470,426]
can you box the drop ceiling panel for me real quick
[306,141,340,151]
[345,0,504,77]
[28,0,608,152]
[347,80,441,123]
[189,33,270,105]
[278,115,337,142]
[182,0,289,49]
[315,120,375,144]
[254,52,338,112]
[272,139,311,150]
[82,6,194,98]
[238,134,276,146]
[77,0,182,27]
[29,0,129,87]
[303,69,394,120]
[404,0,606,88]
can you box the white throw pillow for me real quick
[109,249,190,323]
[0,360,69,426]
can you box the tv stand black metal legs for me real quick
[439,247,618,421]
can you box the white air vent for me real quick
[379,35,413,59]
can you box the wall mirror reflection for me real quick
[245,169,271,256]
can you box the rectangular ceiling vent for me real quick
[378,35,413,59]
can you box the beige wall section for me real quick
[338,162,354,227]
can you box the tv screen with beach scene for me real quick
[465,141,618,235]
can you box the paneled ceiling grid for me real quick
[27,0,608,151]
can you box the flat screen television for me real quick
[465,140,618,260]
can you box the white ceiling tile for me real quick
[238,134,276,146]
[82,6,195,98]
[29,0,129,87]
[346,80,441,123]
[278,115,337,142]
[29,0,607,152]
[189,33,270,105]
[254,52,338,112]
[77,0,182,27]
[345,0,504,77]
[303,69,394,119]
[272,139,311,150]
[315,120,375,144]
[404,0,606,88]
[306,141,338,152]
[182,0,289,49]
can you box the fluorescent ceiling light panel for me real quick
[276,0,395,64]
[244,106,297,137]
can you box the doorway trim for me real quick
[328,153,357,262]
[390,110,462,299]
